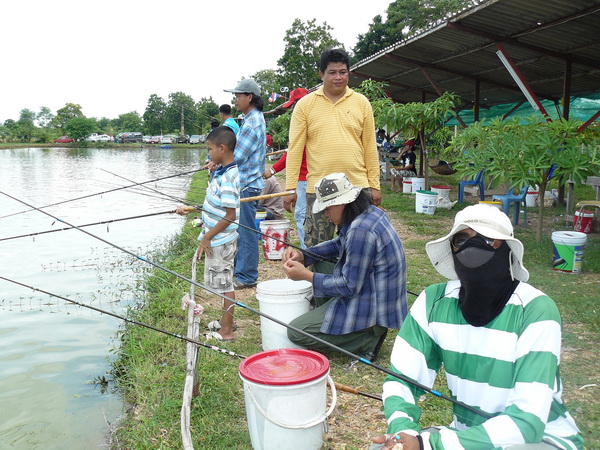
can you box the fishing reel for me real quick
[192,217,203,228]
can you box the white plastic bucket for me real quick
[415,190,438,214]
[259,220,290,260]
[256,279,312,350]
[526,186,538,207]
[411,177,425,192]
[255,210,267,232]
[239,349,336,450]
[574,210,594,234]
[430,185,450,199]
[551,231,587,273]
[402,179,412,193]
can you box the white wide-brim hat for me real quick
[312,173,363,214]
[425,204,529,281]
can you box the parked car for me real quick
[189,135,202,144]
[176,135,189,144]
[86,133,113,142]
[160,135,174,144]
[54,136,75,143]
[142,136,152,144]
[115,132,143,143]
[151,136,162,144]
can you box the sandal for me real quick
[205,331,234,342]
[207,320,238,332]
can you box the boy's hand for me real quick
[203,161,219,171]
[175,204,195,215]
[195,237,212,261]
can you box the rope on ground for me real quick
[181,257,201,450]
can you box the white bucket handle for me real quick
[245,374,337,429]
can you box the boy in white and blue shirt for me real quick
[177,126,240,341]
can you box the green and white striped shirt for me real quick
[383,280,583,449]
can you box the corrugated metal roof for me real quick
[349,0,600,109]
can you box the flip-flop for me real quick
[207,320,238,332]
[205,331,234,342]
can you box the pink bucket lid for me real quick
[430,185,450,189]
[239,349,329,385]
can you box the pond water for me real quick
[0,147,202,448]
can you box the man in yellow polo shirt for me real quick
[284,48,380,248]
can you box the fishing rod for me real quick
[0,209,177,242]
[1,273,382,403]
[0,275,246,359]
[0,190,489,420]
[265,149,287,157]
[101,169,419,296]
[333,382,381,401]
[0,168,204,221]
[101,169,338,265]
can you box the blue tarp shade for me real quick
[446,93,600,126]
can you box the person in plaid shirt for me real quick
[282,173,407,359]
[223,79,266,288]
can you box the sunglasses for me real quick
[451,232,497,250]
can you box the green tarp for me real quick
[446,93,600,126]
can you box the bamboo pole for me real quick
[241,190,295,203]
[266,148,287,157]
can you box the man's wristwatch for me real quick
[270,168,276,176]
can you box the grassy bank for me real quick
[112,170,599,449]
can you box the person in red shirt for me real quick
[263,88,309,248]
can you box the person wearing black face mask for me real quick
[371,204,583,450]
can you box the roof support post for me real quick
[495,43,551,121]
[578,110,600,133]
[474,80,481,122]
[562,60,572,120]
[420,67,468,128]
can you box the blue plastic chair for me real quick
[458,170,485,204]
[493,186,528,226]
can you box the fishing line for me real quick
[0,275,246,359]
[0,210,177,242]
[0,168,204,220]
[102,169,420,297]
[101,168,339,265]
[0,191,487,420]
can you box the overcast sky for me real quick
[1,0,392,122]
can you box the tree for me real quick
[196,97,219,133]
[143,94,167,135]
[36,106,55,128]
[64,117,96,141]
[251,69,284,107]
[449,117,600,242]
[165,92,196,135]
[52,103,84,129]
[353,0,473,60]
[97,117,114,136]
[386,0,471,37]
[17,108,37,142]
[277,18,343,90]
[357,79,460,187]
[114,112,143,132]
[2,119,19,142]
[353,15,396,62]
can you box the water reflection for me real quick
[0,147,201,448]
